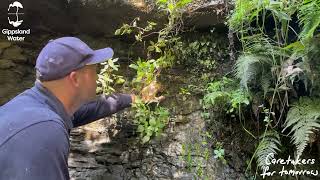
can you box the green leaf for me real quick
[148,21,157,26]
[129,64,138,70]
[168,3,175,12]
[149,118,156,126]
[243,99,250,105]
[142,135,150,143]
[270,9,291,21]
[114,29,121,35]
[137,125,144,132]
[177,0,193,8]
[157,0,167,4]
[283,97,320,158]
[255,131,281,169]
[135,34,142,42]
[115,78,125,84]
[155,46,162,53]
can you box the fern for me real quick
[298,0,320,41]
[283,97,320,158]
[254,130,281,169]
[228,0,256,30]
[235,54,273,91]
[228,0,268,31]
[261,72,272,97]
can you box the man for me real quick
[0,37,155,179]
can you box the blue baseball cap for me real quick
[35,37,114,81]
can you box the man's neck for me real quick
[41,82,80,116]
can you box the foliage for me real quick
[298,0,320,41]
[202,77,250,115]
[174,32,229,72]
[213,142,227,164]
[115,0,192,90]
[115,19,157,42]
[228,0,260,31]
[179,87,191,95]
[228,0,320,174]
[97,58,125,94]
[132,98,170,144]
[235,54,273,93]
[114,0,192,144]
[304,36,320,97]
[283,97,320,158]
[155,0,192,36]
[181,131,213,179]
[254,130,281,170]
[129,59,159,90]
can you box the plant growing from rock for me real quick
[202,77,250,119]
[97,58,125,94]
[228,0,320,175]
[180,131,215,179]
[213,142,226,164]
[132,98,169,144]
[114,0,193,143]
[174,32,229,73]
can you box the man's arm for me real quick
[72,93,133,127]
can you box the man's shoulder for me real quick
[0,88,61,121]
[1,88,41,109]
[0,89,65,146]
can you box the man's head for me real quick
[35,37,113,109]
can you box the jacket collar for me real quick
[31,80,74,130]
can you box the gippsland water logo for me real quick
[2,1,31,41]
[8,1,23,27]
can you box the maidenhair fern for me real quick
[283,97,320,158]
[254,130,281,169]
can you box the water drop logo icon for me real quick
[8,1,24,27]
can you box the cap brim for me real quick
[85,47,114,65]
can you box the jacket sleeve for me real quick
[72,93,132,127]
[0,121,70,180]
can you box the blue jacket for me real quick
[0,81,132,180]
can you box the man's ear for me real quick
[68,71,81,87]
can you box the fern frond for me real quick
[298,0,320,40]
[228,0,258,30]
[235,54,273,91]
[283,97,320,158]
[255,130,281,169]
[261,72,272,97]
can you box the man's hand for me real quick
[141,81,165,103]
[132,81,165,104]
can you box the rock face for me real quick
[68,68,248,180]
[0,0,159,37]
[68,107,245,180]
[0,39,35,105]
[185,0,230,28]
[0,0,227,39]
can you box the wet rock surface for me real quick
[0,39,34,105]
[68,68,248,180]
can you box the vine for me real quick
[114,0,193,143]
